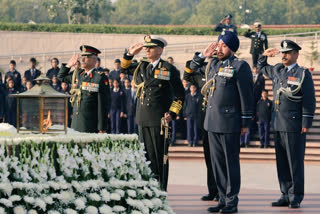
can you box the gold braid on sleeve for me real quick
[169,100,183,115]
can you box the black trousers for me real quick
[252,52,259,67]
[203,131,218,196]
[274,131,306,203]
[138,125,169,191]
[208,132,241,207]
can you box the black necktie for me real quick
[147,64,153,77]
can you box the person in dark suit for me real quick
[24,58,41,84]
[185,31,253,213]
[4,79,19,127]
[240,66,265,147]
[258,40,316,209]
[244,22,268,67]
[46,58,60,80]
[60,82,73,127]
[109,79,125,134]
[256,90,272,148]
[50,75,61,91]
[123,78,137,134]
[214,14,237,35]
[183,84,201,147]
[58,45,110,133]
[5,60,21,90]
[120,35,184,191]
[109,59,121,81]
[95,57,104,72]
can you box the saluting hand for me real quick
[202,42,218,58]
[263,48,280,57]
[128,43,144,56]
[67,55,79,68]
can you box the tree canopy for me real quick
[0,0,319,25]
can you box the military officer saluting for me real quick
[58,45,110,133]
[258,40,316,209]
[214,14,237,35]
[185,31,254,213]
[120,35,184,191]
[244,22,268,67]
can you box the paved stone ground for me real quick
[167,159,320,214]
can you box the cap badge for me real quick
[283,41,287,49]
[145,35,152,43]
[82,45,86,52]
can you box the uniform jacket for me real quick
[124,88,137,117]
[185,53,254,133]
[253,72,265,104]
[0,84,5,118]
[5,70,21,89]
[46,67,60,80]
[110,88,125,112]
[24,69,41,83]
[58,64,110,133]
[109,69,120,81]
[244,30,268,55]
[120,54,185,127]
[256,98,273,122]
[183,92,201,118]
[214,23,237,35]
[257,55,316,132]
[5,87,18,115]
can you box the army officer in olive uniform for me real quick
[58,45,110,133]
[258,40,315,209]
[244,22,268,67]
[120,35,184,191]
[185,31,253,213]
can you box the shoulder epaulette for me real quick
[140,57,150,63]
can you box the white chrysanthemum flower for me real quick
[132,211,142,214]
[151,198,162,208]
[115,189,125,197]
[101,189,110,202]
[88,193,101,201]
[142,199,153,208]
[157,210,168,214]
[99,204,112,214]
[74,197,86,210]
[13,205,27,214]
[86,206,98,214]
[9,195,21,202]
[34,198,46,211]
[127,189,136,198]
[0,183,13,196]
[58,191,75,203]
[23,196,35,204]
[110,193,121,201]
[48,210,60,214]
[0,198,13,207]
[0,207,5,214]
[28,209,38,214]
[112,205,126,212]
[43,196,54,205]
[65,208,77,214]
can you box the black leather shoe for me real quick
[201,194,215,201]
[220,206,238,213]
[289,202,300,208]
[214,195,220,201]
[208,204,225,213]
[240,144,245,148]
[260,144,264,148]
[271,199,289,207]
